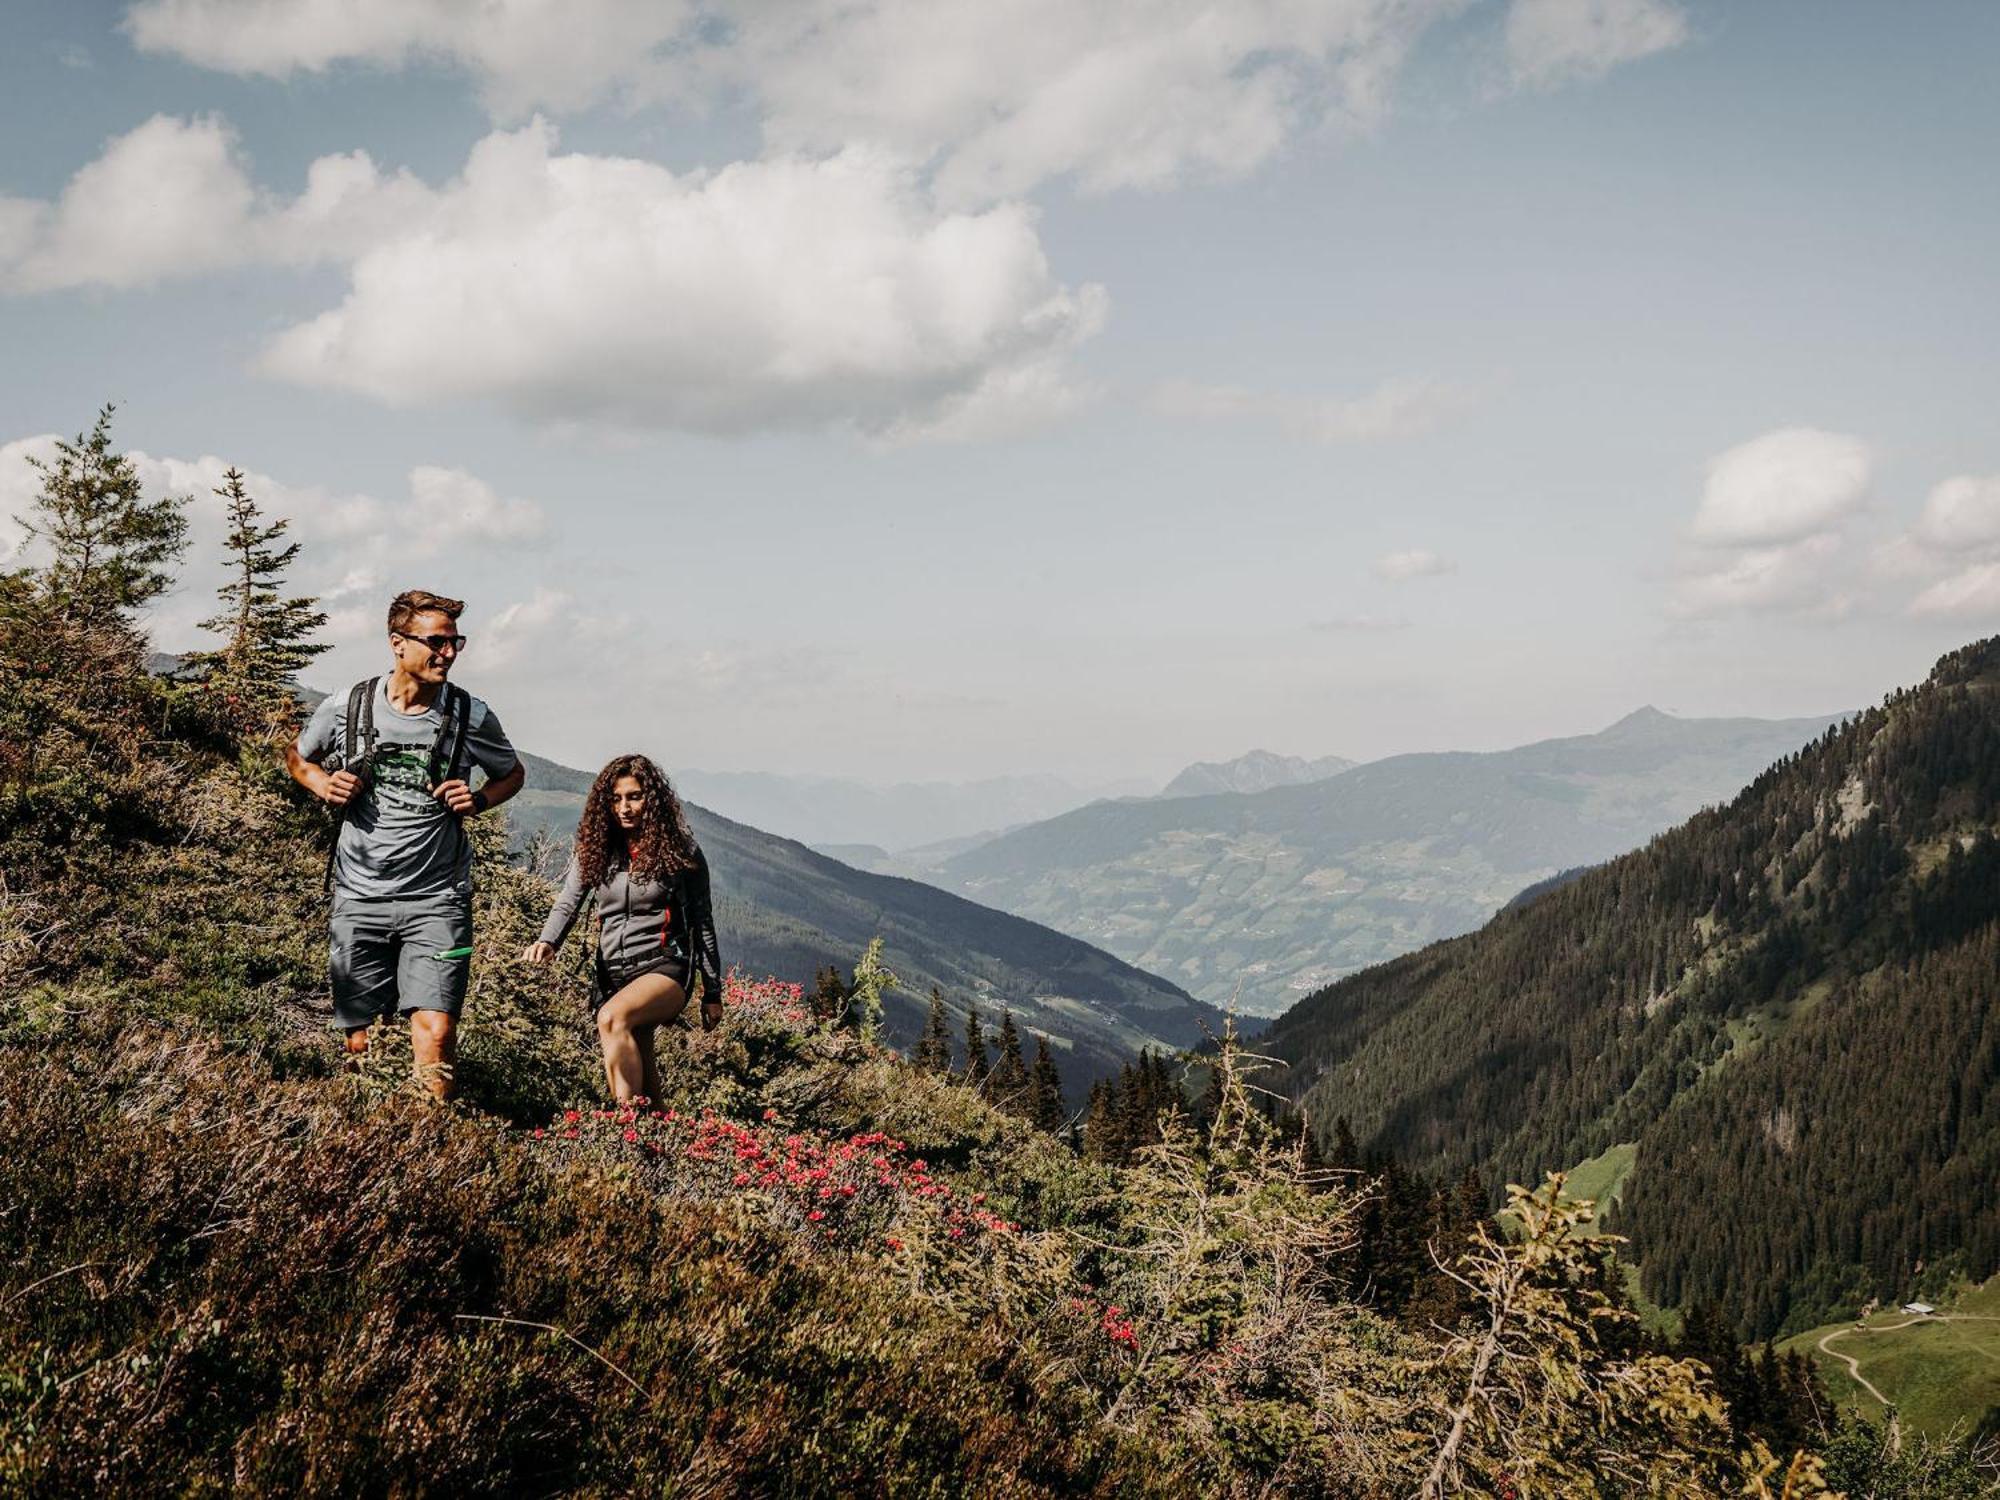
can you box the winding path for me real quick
[1815,1312,2000,1417]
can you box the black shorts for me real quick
[591,953,691,1015]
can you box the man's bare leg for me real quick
[409,1009,457,1102]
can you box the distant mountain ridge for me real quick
[937,706,1848,1016]
[1160,749,1357,798]
[665,767,1145,854]
[1258,638,2000,1340]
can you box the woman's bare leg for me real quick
[637,1025,667,1106]
[596,973,688,1105]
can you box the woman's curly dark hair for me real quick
[574,754,698,886]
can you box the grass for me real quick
[1547,1143,1678,1340]
[1561,1141,1636,1229]
[1779,1274,2000,1438]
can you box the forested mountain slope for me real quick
[505,765,1224,1096]
[941,706,1843,1015]
[1261,639,2000,1338]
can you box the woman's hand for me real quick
[700,995,724,1032]
[522,940,556,966]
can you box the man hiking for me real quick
[286,590,525,1099]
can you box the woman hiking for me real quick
[523,754,723,1105]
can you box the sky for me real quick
[2,0,1996,786]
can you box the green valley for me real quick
[939,706,1844,1016]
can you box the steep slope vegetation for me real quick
[2,607,1801,1498]
[1261,640,2000,1338]
[506,758,1224,1096]
[942,707,1844,1015]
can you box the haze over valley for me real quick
[931,707,1846,1015]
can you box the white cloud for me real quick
[125,0,1467,202]
[1669,428,1870,619]
[1504,0,1689,90]
[124,0,699,116]
[1690,427,1872,548]
[1668,534,1849,619]
[1910,563,2000,620]
[0,435,61,563]
[1155,375,1470,444]
[1912,474,2000,552]
[0,115,255,292]
[0,114,434,293]
[1373,548,1454,581]
[722,0,1465,205]
[11,444,546,649]
[2,116,1102,440]
[121,452,545,564]
[258,122,1105,436]
[480,586,573,669]
[1877,473,2000,619]
[406,466,546,543]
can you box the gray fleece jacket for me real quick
[538,844,723,1000]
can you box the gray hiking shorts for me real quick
[328,891,473,1030]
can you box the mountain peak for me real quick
[1600,705,1677,736]
[1160,749,1356,799]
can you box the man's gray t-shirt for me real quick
[296,679,519,899]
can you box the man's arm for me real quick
[482,759,526,810]
[284,708,358,812]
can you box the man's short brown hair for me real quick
[387,590,465,636]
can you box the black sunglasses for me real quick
[396,632,467,653]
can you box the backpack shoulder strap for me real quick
[430,683,473,786]
[343,677,380,768]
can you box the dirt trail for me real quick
[1815,1312,2000,1413]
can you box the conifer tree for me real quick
[809,965,849,1023]
[185,467,328,733]
[989,1010,1028,1104]
[914,986,953,1073]
[1329,1115,1361,1172]
[847,936,895,1043]
[1027,1035,1065,1131]
[1194,1060,1225,1140]
[18,405,189,622]
[1116,1059,1149,1154]
[1083,1079,1124,1162]
[961,1003,988,1085]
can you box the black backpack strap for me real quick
[428,683,473,787]
[325,676,381,895]
[341,676,381,776]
